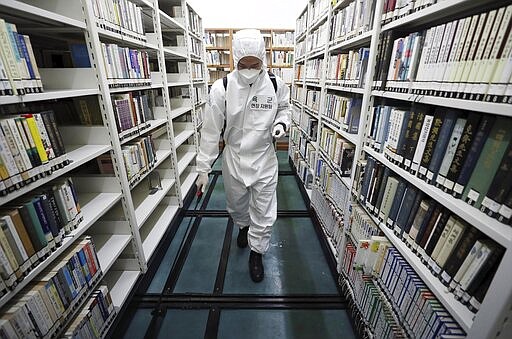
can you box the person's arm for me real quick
[273,77,291,132]
[196,80,226,174]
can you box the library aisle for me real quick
[111,151,356,339]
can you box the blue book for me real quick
[69,43,91,67]
[426,110,458,183]
[403,191,424,235]
[394,110,411,163]
[377,106,392,153]
[77,248,92,283]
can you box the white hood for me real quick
[232,29,267,69]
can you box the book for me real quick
[440,226,481,286]
[462,117,512,208]
[425,109,458,184]
[480,141,512,216]
[393,185,418,235]
[386,178,407,228]
[418,110,444,178]
[435,117,467,188]
[453,114,496,197]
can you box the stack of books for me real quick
[0,19,42,96]
[0,111,68,195]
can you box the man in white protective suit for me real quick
[195,29,291,282]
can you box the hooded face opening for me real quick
[238,56,263,70]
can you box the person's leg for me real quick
[247,168,278,282]
[222,165,250,247]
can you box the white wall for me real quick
[186,0,309,29]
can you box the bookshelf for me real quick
[0,0,205,336]
[291,0,512,338]
[204,28,295,85]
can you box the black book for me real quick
[403,106,428,169]
[379,31,398,88]
[481,141,512,216]
[394,110,411,164]
[374,167,391,212]
[394,185,418,236]
[367,162,383,209]
[397,109,418,166]
[453,115,497,198]
[444,112,482,193]
[403,191,424,236]
[386,178,407,228]
[417,204,443,248]
[465,243,504,297]
[426,109,458,184]
[40,111,66,157]
[498,189,512,224]
[440,226,482,286]
[360,157,376,202]
[414,201,438,246]
[424,209,451,257]
[468,263,496,313]
[419,109,445,178]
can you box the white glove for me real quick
[272,124,286,139]
[196,172,209,193]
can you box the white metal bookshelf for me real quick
[291,0,512,338]
[0,0,206,334]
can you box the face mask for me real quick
[238,69,261,83]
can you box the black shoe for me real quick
[249,250,264,282]
[237,227,249,248]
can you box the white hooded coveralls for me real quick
[196,29,291,254]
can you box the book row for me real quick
[318,127,355,177]
[296,40,306,59]
[0,237,102,338]
[0,19,42,96]
[188,8,203,36]
[340,253,406,338]
[305,59,324,80]
[272,32,295,47]
[348,204,380,243]
[323,94,362,134]
[374,4,512,102]
[368,104,512,225]
[327,48,370,87]
[189,36,203,58]
[121,135,157,184]
[0,178,83,291]
[112,91,155,137]
[316,155,351,210]
[296,10,308,38]
[305,88,320,111]
[92,0,145,37]
[0,111,68,195]
[296,110,318,141]
[330,0,376,43]
[346,239,466,337]
[381,0,436,24]
[307,21,328,52]
[191,63,204,80]
[289,148,314,189]
[63,285,116,339]
[271,68,294,84]
[311,187,344,256]
[270,51,294,66]
[101,43,150,84]
[203,33,230,48]
[308,0,330,26]
[206,51,230,66]
[357,156,504,312]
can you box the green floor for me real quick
[114,151,355,339]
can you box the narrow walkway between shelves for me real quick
[111,151,356,339]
